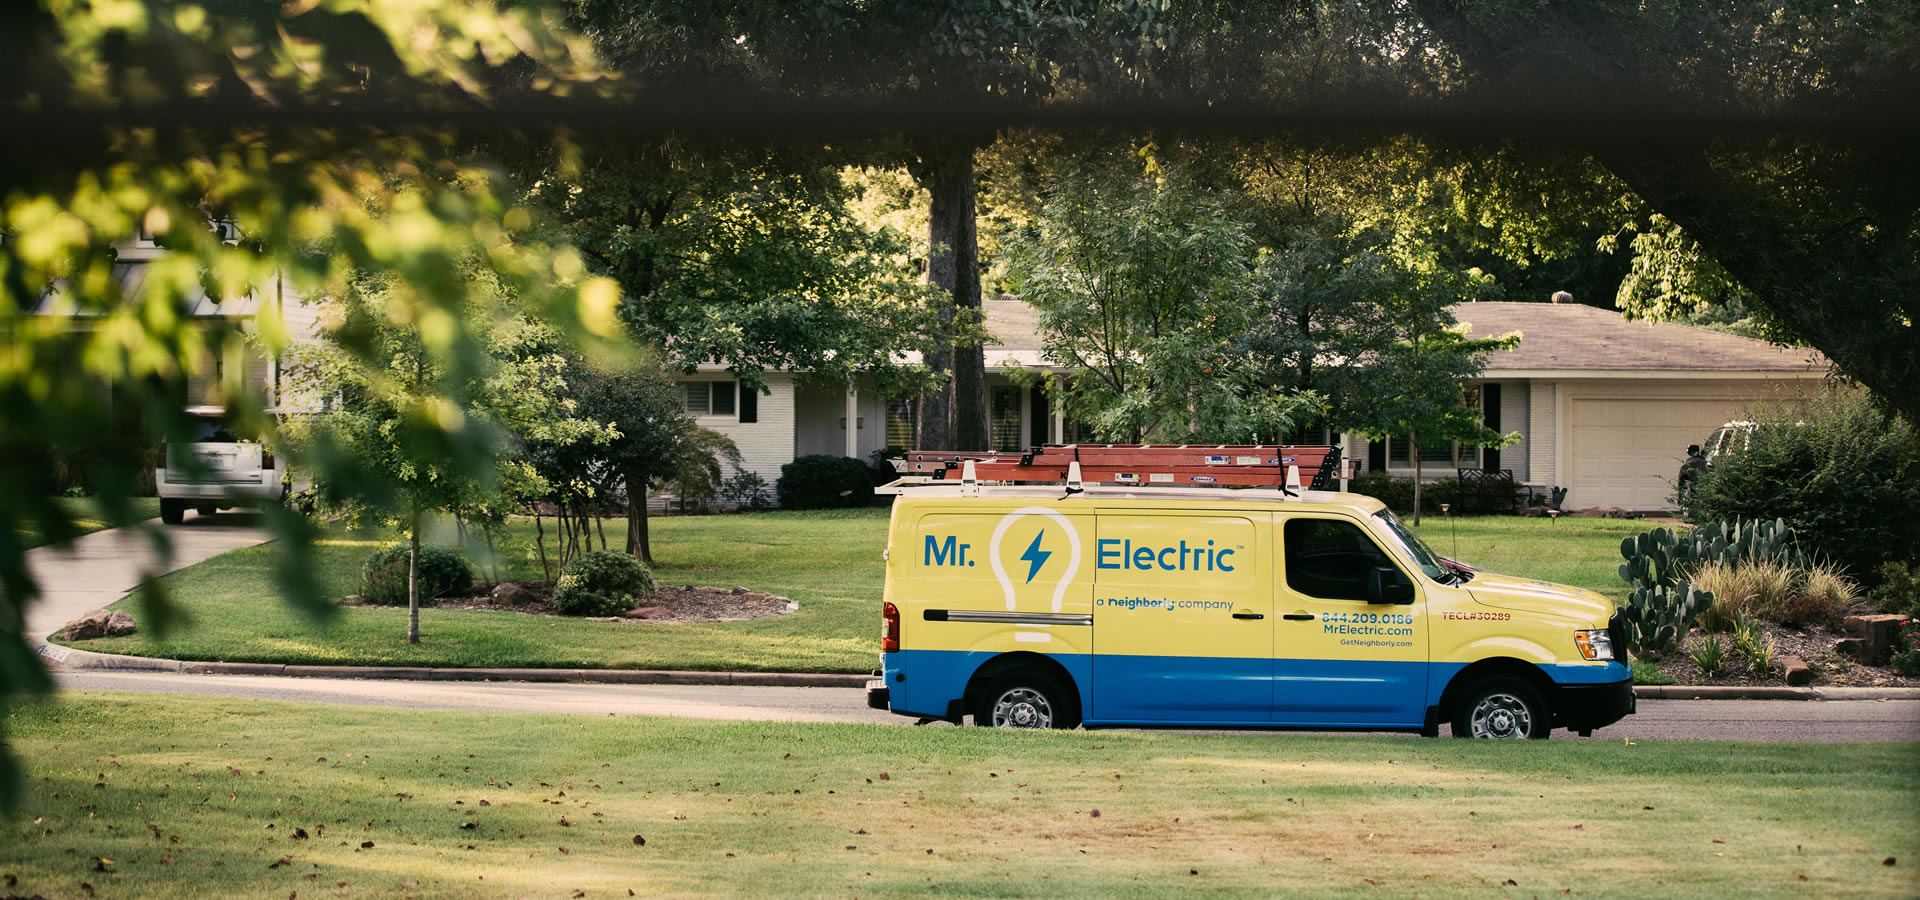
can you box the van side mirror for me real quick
[1368,567,1416,605]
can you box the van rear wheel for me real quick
[972,670,1080,730]
[1451,676,1551,739]
[160,499,187,525]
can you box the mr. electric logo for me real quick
[1019,531,1052,584]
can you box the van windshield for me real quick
[1373,510,1449,582]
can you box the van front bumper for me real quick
[1557,678,1637,733]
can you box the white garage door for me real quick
[1567,397,1747,510]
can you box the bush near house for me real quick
[358,544,475,607]
[1349,471,1465,515]
[777,454,876,510]
[1680,389,1920,583]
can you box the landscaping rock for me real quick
[730,586,750,595]
[490,582,539,606]
[105,610,136,637]
[1834,637,1865,661]
[60,609,115,641]
[1843,614,1906,666]
[622,606,673,619]
[1780,655,1814,686]
[741,591,776,604]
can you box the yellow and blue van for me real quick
[866,480,1633,738]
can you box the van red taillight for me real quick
[262,450,275,469]
[881,602,900,653]
[156,448,167,468]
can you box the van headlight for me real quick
[1574,629,1614,661]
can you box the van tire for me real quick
[1451,675,1551,739]
[972,670,1080,730]
[160,500,187,525]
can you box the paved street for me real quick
[24,513,271,644]
[52,671,1920,742]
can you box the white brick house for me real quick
[696,299,1830,512]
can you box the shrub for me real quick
[869,445,909,487]
[552,549,655,617]
[720,471,773,511]
[1347,472,1464,516]
[1681,388,1920,583]
[1891,619,1920,677]
[1869,562,1920,617]
[776,455,876,510]
[1691,562,1753,632]
[359,544,475,607]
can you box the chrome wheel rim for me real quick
[1468,692,1533,739]
[990,687,1053,728]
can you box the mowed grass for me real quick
[63,509,890,672]
[58,509,1645,672]
[14,497,162,551]
[1411,515,1649,603]
[4,693,1916,899]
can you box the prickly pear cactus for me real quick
[1617,583,1714,660]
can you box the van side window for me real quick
[1282,518,1396,603]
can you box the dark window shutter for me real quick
[1482,383,1501,471]
[1029,386,1048,447]
[1368,438,1386,473]
[738,384,758,423]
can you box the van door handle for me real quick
[1232,612,1264,620]
[1282,613,1315,621]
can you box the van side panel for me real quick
[883,503,1096,720]
[1090,514,1271,722]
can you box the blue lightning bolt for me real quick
[1020,530,1051,584]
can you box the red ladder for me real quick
[912,444,1343,491]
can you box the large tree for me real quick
[1411,0,1920,422]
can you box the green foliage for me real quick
[1628,658,1675,686]
[1691,633,1728,677]
[552,550,655,617]
[1869,563,1920,617]
[359,544,475,608]
[720,472,774,511]
[1003,148,1321,443]
[1892,619,1920,677]
[1680,389,1920,581]
[777,456,877,511]
[1731,612,1776,674]
[1348,472,1466,516]
[664,427,743,513]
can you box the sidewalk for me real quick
[24,514,272,646]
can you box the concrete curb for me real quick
[39,641,870,688]
[37,641,1918,698]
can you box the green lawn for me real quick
[58,510,1646,673]
[62,509,890,672]
[4,693,1915,898]
[14,497,162,551]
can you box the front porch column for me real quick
[844,382,859,458]
[1051,395,1065,444]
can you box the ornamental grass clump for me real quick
[552,549,656,617]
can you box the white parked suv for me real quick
[156,406,283,524]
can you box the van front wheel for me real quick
[1451,676,1551,739]
[973,671,1080,730]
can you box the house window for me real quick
[1379,386,1485,470]
[990,387,1023,451]
[682,381,737,417]
[886,396,917,448]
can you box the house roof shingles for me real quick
[1447,301,1826,373]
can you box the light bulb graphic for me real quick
[987,508,1083,612]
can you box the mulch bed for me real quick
[343,582,795,624]
[1650,616,1918,687]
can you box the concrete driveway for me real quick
[23,512,272,644]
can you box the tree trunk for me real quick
[917,138,987,450]
[407,505,421,645]
[1410,433,1423,526]
[532,505,551,583]
[625,469,654,565]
